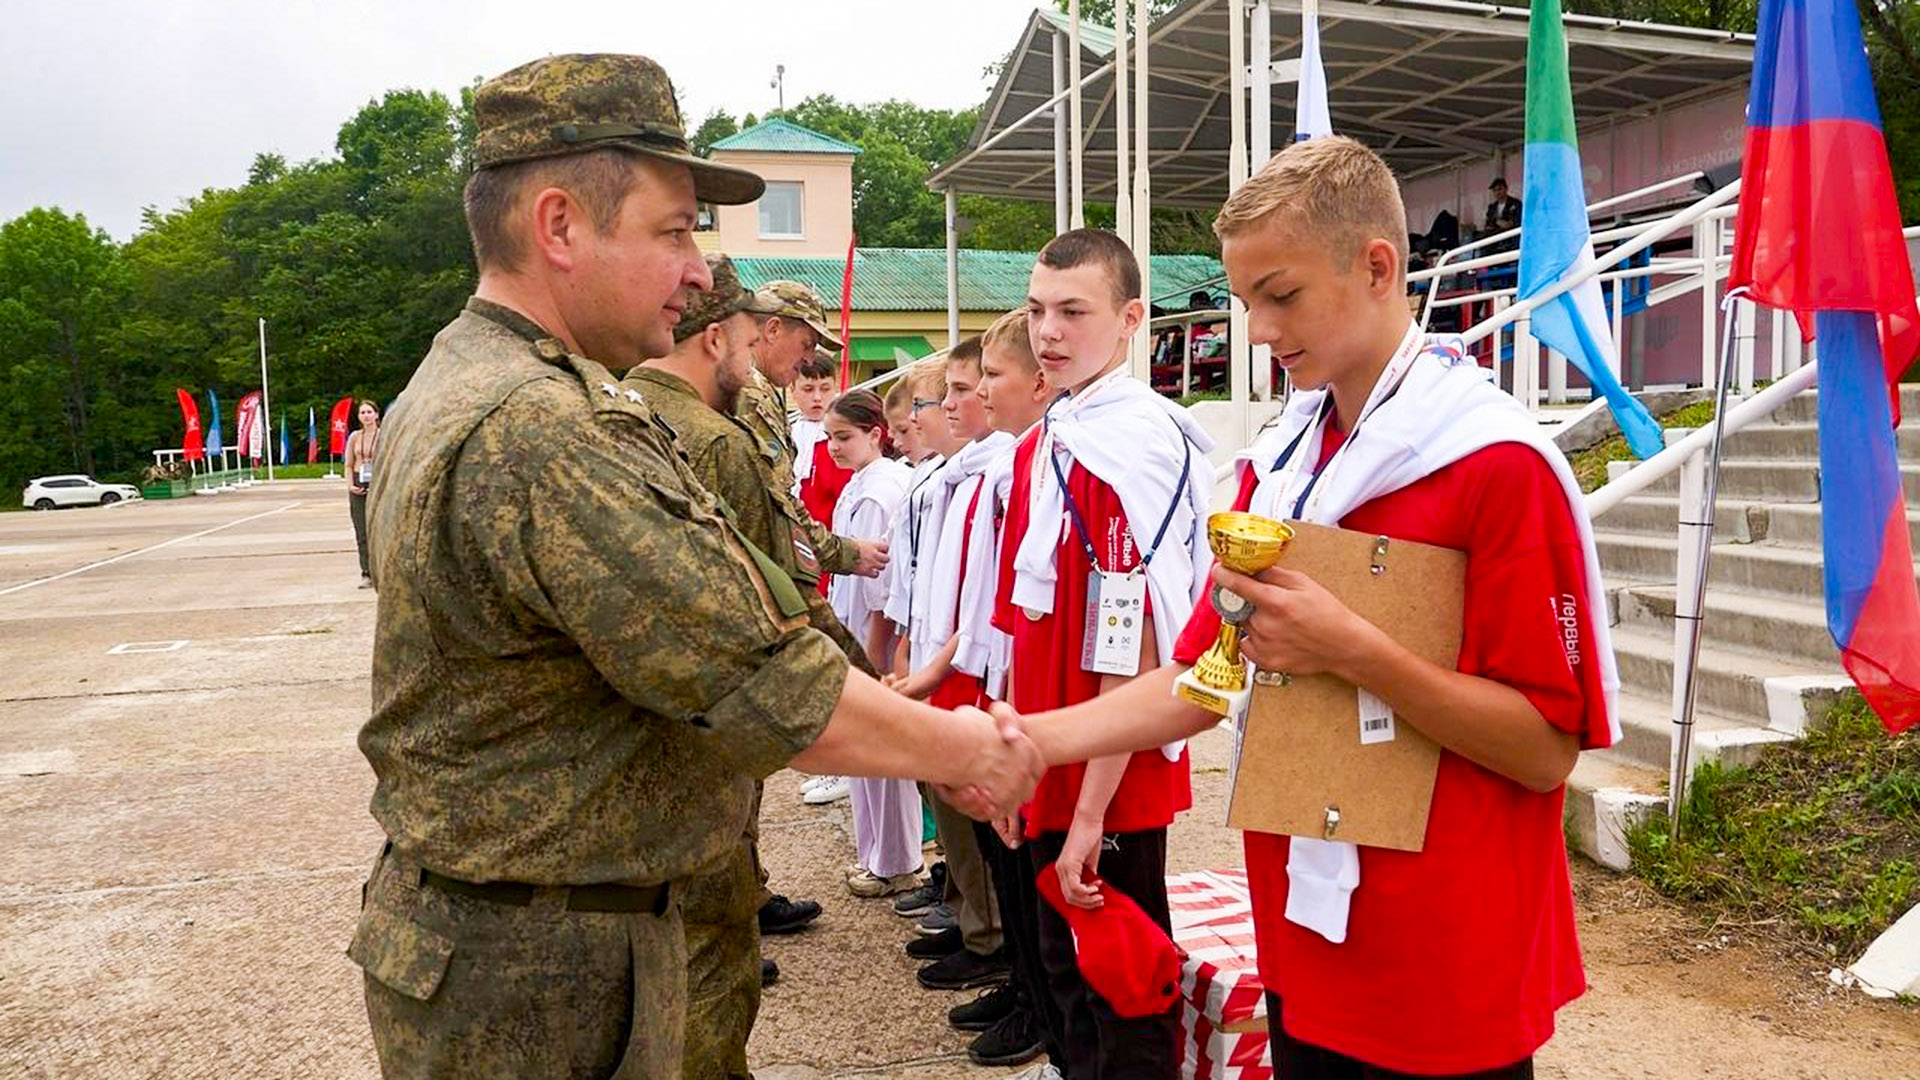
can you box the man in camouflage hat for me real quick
[353,52,1043,1080]
[734,279,890,583]
[626,256,874,1080]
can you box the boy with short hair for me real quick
[946,307,1066,1074]
[1010,136,1619,1078]
[792,350,853,549]
[994,229,1215,1078]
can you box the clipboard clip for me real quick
[1322,806,1341,840]
[1368,537,1391,577]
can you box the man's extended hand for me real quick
[1212,563,1378,679]
[850,538,890,577]
[934,704,1042,820]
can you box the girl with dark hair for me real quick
[343,399,381,588]
[825,389,924,897]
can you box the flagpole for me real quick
[258,318,275,482]
[1669,289,1748,837]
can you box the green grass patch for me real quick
[1175,390,1231,408]
[1626,694,1920,960]
[1569,398,1720,492]
[258,464,345,480]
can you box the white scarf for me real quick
[954,434,1027,699]
[883,455,945,641]
[791,417,826,492]
[1011,367,1215,760]
[924,432,1015,661]
[1236,327,1621,945]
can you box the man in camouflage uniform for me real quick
[351,52,1043,1080]
[626,256,878,1080]
[734,281,889,582]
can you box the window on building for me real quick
[759,181,804,239]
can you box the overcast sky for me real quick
[0,0,1045,240]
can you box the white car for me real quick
[22,475,141,510]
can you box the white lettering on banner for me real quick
[1553,592,1583,670]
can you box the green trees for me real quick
[0,89,474,490]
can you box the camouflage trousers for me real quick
[679,824,764,1080]
[353,848,687,1079]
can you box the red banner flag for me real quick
[329,396,354,456]
[236,391,263,462]
[175,388,204,462]
[838,233,856,390]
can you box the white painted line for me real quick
[107,639,190,655]
[0,502,302,598]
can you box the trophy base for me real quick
[1172,669,1252,720]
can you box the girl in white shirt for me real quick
[825,390,924,897]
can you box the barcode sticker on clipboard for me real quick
[1357,688,1396,745]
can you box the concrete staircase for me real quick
[1565,385,1920,869]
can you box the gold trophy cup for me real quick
[1172,512,1295,718]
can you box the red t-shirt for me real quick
[1172,429,1610,1074]
[801,439,853,596]
[931,481,987,709]
[996,432,1192,837]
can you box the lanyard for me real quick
[1046,413,1192,574]
[905,461,940,569]
[1266,323,1426,522]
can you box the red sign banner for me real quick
[175,388,204,462]
[236,391,263,461]
[329,396,354,457]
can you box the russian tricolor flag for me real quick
[1730,0,1920,734]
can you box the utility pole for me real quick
[257,318,275,482]
[770,64,786,112]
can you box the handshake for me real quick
[932,701,1044,823]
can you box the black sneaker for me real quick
[948,983,1017,1032]
[761,958,779,987]
[892,863,947,918]
[967,1008,1043,1067]
[758,895,822,935]
[905,925,963,960]
[917,947,1009,991]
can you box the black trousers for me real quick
[1265,993,1534,1080]
[348,491,371,577]
[1030,827,1178,1080]
[975,819,1068,1070]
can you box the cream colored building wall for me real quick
[710,150,856,257]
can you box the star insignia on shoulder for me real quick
[601,383,619,398]
[625,389,645,404]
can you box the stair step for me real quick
[1762,503,1920,550]
[1608,689,1778,771]
[1564,749,1666,871]
[1686,422,1920,462]
[1593,495,1760,542]
[1763,387,1920,426]
[1613,584,1842,667]
[1629,460,1920,504]
[1593,531,1920,601]
[1608,624,1836,727]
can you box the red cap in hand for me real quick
[1035,861,1182,1018]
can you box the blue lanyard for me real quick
[1269,396,1337,520]
[905,464,939,569]
[1046,415,1193,573]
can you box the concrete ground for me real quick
[1,482,1914,1079]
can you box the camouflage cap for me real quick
[758,280,845,350]
[472,53,765,205]
[674,255,782,343]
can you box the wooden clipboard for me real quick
[1224,520,1465,852]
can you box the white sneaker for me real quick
[799,774,837,793]
[845,867,924,898]
[1001,1063,1061,1080]
[802,776,850,805]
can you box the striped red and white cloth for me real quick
[1169,868,1271,1080]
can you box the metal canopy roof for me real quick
[929,0,1754,208]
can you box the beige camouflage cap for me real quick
[674,255,782,343]
[758,279,845,350]
[472,53,765,205]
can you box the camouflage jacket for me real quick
[362,298,846,887]
[734,369,860,576]
[624,367,876,676]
